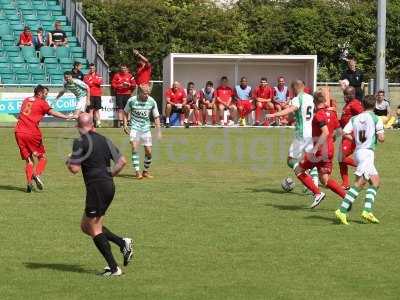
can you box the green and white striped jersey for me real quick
[343,111,384,151]
[63,79,88,99]
[124,96,159,132]
[291,92,314,139]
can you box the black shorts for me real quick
[85,180,115,218]
[115,94,130,110]
[90,96,102,110]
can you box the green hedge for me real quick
[82,0,400,82]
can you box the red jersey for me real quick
[312,108,339,158]
[83,72,103,96]
[214,86,234,105]
[253,85,273,100]
[15,96,51,136]
[19,32,33,45]
[166,88,186,104]
[111,71,136,95]
[135,63,152,85]
[340,98,363,128]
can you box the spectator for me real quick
[133,49,152,87]
[341,56,364,100]
[214,76,237,126]
[394,105,400,129]
[199,81,215,125]
[234,77,252,126]
[165,81,189,128]
[185,82,200,125]
[18,26,33,47]
[49,21,68,47]
[71,61,84,81]
[253,77,274,126]
[33,27,45,51]
[111,64,136,127]
[374,90,396,128]
[84,63,103,128]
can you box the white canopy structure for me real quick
[162,53,317,109]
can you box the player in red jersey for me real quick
[294,91,346,208]
[214,76,237,125]
[253,77,275,126]
[84,63,103,127]
[338,86,364,189]
[14,85,70,192]
[133,49,152,86]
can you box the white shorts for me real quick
[75,96,87,112]
[288,137,313,160]
[354,148,378,180]
[130,129,152,146]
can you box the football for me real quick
[281,177,296,192]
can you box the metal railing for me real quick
[59,0,110,83]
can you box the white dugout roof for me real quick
[163,53,317,107]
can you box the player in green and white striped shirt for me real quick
[335,95,385,225]
[55,71,91,119]
[123,84,161,179]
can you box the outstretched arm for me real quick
[267,105,297,118]
[48,109,70,119]
[133,49,149,64]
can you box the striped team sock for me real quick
[132,152,140,172]
[310,167,319,187]
[364,187,377,212]
[340,186,360,213]
[143,155,152,171]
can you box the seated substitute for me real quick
[273,76,291,125]
[165,81,189,128]
[185,82,200,125]
[253,77,274,126]
[235,77,253,126]
[214,76,237,126]
[198,81,215,125]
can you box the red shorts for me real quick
[237,100,253,115]
[300,153,333,175]
[15,132,45,160]
[341,137,355,157]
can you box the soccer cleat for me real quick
[32,175,44,190]
[134,171,143,180]
[99,266,122,277]
[121,238,134,266]
[335,209,349,225]
[142,171,154,179]
[184,122,190,128]
[26,184,33,193]
[239,118,246,126]
[165,122,170,128]
[361,211,380,224]
[310,192,326,209]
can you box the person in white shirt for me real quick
[335,95,385,225]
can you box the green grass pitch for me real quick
[0,127,399,299]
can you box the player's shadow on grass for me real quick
[248,187,304,196]
[265,203,308,211]
[116,174,135,179]
[0,184,26,192]
[304,215,337,224]
[24,262,95,274]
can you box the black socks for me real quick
[103,226,125,249]
[93,233,118,272]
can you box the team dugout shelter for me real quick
[162,53,318,112]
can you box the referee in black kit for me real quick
[66,113,133,276]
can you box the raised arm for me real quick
[133,49,149,64]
